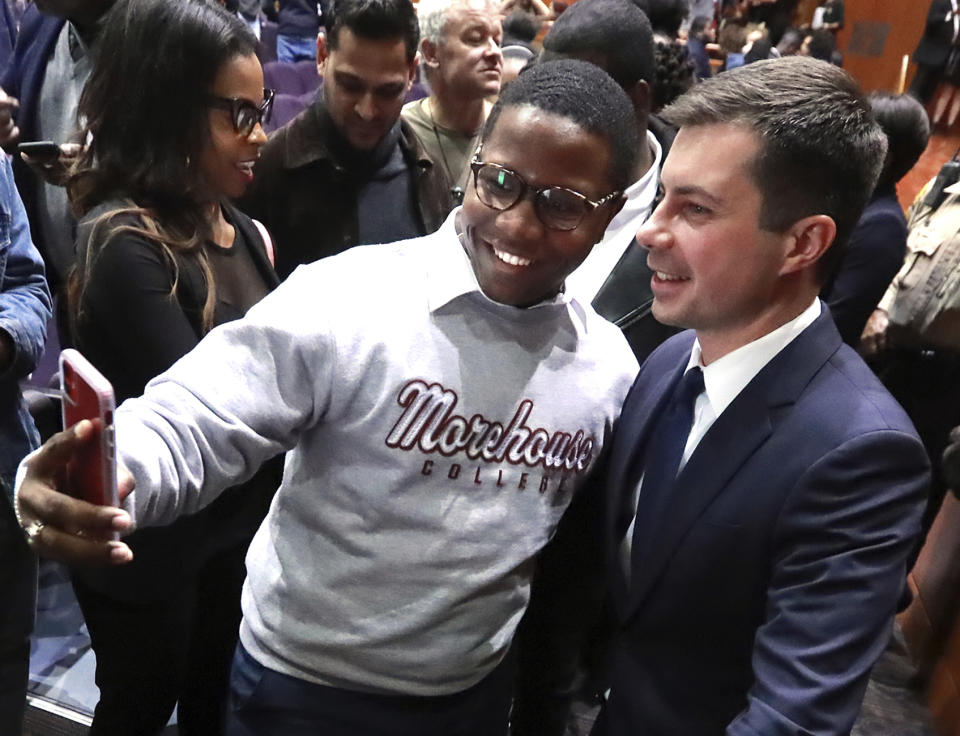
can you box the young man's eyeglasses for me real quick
[207,88,275,136]
[469,158,622,232]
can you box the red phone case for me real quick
[60,349,118,511]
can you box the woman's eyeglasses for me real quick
[469,158,621,231]
[207,88,275,136]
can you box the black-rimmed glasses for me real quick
[469,158,622,231]
[207,88,275,136]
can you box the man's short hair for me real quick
[417,0,498,46]
[661,56,887,277]
[481,58,639,191]
[868,92,931,190]
[325,0,419,61]
[541,0,656,88]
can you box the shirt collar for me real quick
[606,131,662,232]
[684,298,822,417]
[426,208,586,320]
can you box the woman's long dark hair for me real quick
[68,0,258,331]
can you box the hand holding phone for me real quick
[60,349,119,513]
[18,141,80,185]
[17,140,60,159]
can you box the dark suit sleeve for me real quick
[726,430,929,736]
[511,459,611,736]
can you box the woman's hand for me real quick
[15,419,136,565]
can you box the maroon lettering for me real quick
[448,463,461,479]
[539,475,550,493]
[422,460,434,476]
[518,472,528,490]
[386,379,597,475]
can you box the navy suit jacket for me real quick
[514,307,929,736]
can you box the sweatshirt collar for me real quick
[426,209,586,323]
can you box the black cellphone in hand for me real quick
[17,140,61,159]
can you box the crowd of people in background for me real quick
[0,0,958,735]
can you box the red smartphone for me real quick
[60,349,119,515]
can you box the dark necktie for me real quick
[631,366,705,570]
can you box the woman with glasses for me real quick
[63,0,279,733]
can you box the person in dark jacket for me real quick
[822,91,930,345]
[238,0,453,279]
[276,0,321,62]
[910,0,956,104]
[0,0,115,300]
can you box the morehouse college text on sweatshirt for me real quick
[115,210,639,697]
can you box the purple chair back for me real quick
[264,59,321,96]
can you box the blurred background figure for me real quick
[1,0,116,322]
[500,44,534,87]
[276,0,320,62]
[501,9,538,51]
[63,0,280,732]
[909,0,956,105]
[823,92,931,346]
[686,15,714,80]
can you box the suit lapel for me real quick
[622,310,844,617]
[605,359,686,544]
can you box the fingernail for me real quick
[108,542,133,563]
[110,512,132,531]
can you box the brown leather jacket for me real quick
[237,97,455,280]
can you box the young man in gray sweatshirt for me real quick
[15,59,639,735]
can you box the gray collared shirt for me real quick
[36,20,93,287]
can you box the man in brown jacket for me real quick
[239,0,453,279]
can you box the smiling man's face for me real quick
[459,104,622,308]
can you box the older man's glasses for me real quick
[207,88,275,136]
[469,159,621,231]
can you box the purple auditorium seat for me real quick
[263,59,321,96]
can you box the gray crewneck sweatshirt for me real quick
[115,210,638,696]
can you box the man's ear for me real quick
[316,32,329,76]
[602,194,627,230]
[420,39,441,69]
[407,53,419,87]
[779,214,837,276]
[624,79,652,117]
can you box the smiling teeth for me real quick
[494,248,532,267]
[656,271,687,281]
[238,161,255,173]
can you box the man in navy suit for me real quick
[514,56,931,736]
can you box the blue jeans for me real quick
[276,34,316,63]
[227,642,513,735]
